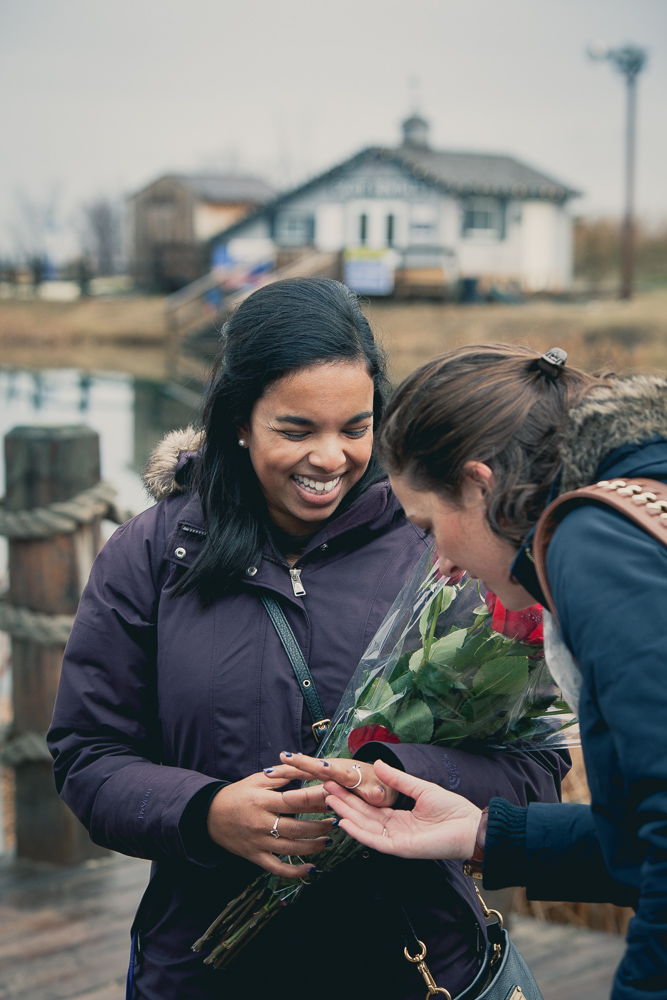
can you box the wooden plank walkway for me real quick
[0,854,627,999]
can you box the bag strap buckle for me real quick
[311,719,331,742]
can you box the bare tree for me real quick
[80,196,124,275]
[10,187,60,263]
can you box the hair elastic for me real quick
[537,347,567,377]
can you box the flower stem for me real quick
[423,589,443,661]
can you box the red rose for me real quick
[485,592,543,646]
[348,724,402,755]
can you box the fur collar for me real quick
[560,375,667,493]
[143,426,203,501]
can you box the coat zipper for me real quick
[289,568,306,597]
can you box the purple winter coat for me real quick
[49,446,568,1000]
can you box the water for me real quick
[0,366,201,516]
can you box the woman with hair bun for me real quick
[323,343,667,1000]
[48,292,566,998]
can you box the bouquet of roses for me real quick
[193,547,577,968]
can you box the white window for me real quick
[409,203,438,243]
[462,197,504,237]
[274,212,314,247]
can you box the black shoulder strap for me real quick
[261,595,331,743]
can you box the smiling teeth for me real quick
[294,475,341,495]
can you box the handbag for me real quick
[397,884,543,1000]
[262,593,544,1000]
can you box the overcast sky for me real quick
[0,0,665,259]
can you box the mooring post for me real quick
[4,425,110,864]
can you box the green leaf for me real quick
[390,670,414,697]
[419,585,455,640]
[472,604,490,616]
[359,711,392,730]
[388,652,411,684]
[429,629,467,667]
[357,676,394,713]
[419,603,432,641]
[472,656,529,698]
[392,699,434,744]
[409,648,425,673]
[454,633,506,671]
[432,719,470,745]
[414,658,467,700]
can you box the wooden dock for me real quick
[0,854,627,999]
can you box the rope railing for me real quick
[0,480,131,770]
[0,602,75,645]
[0,480,123,539]
[0,726,51,766]
[0,479,131,648]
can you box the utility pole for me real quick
[588,44,647,300]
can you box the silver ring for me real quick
[270,816,281,839]
[382,827,388,838]
[345,763,363,790]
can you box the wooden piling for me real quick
[4,425,110,864]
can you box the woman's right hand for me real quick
[206,765,335,878]
[324,758,482,860]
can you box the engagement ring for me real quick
[345,763,363,790]
[270,816,281,839]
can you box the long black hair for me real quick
[175,277,389,603]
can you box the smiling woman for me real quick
[176,276,389,600]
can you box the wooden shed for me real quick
[128,174,275,291]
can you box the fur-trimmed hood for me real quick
[559,374,667,493]
[143,426,203,501]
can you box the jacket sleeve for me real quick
[483,798,638,907]
[355,739,570,810]
[47,504,224,866]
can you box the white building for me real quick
[209,115,580,296]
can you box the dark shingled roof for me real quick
[388,145,579,200]
[173,174,276,204]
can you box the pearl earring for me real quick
[238,438,247,448]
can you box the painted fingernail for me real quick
[332,819,340,828]
[325,838,333,847]
[321,761,330,767]
[283,752,293,757]
[326,804,335,811]
[308,867,317,874]
[263,767,275,773]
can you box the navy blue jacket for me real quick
[486,438,667,1000]
[48,475,567,1000]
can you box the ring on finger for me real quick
[382,827,388,838]
[270,816,281,839]
[344,763,363,790]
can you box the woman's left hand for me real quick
[266,752,398,811]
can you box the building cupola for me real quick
[401,113,430,149]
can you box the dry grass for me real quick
[0,296,167,378]
[1,288,666,382]
[364,288,667,383]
